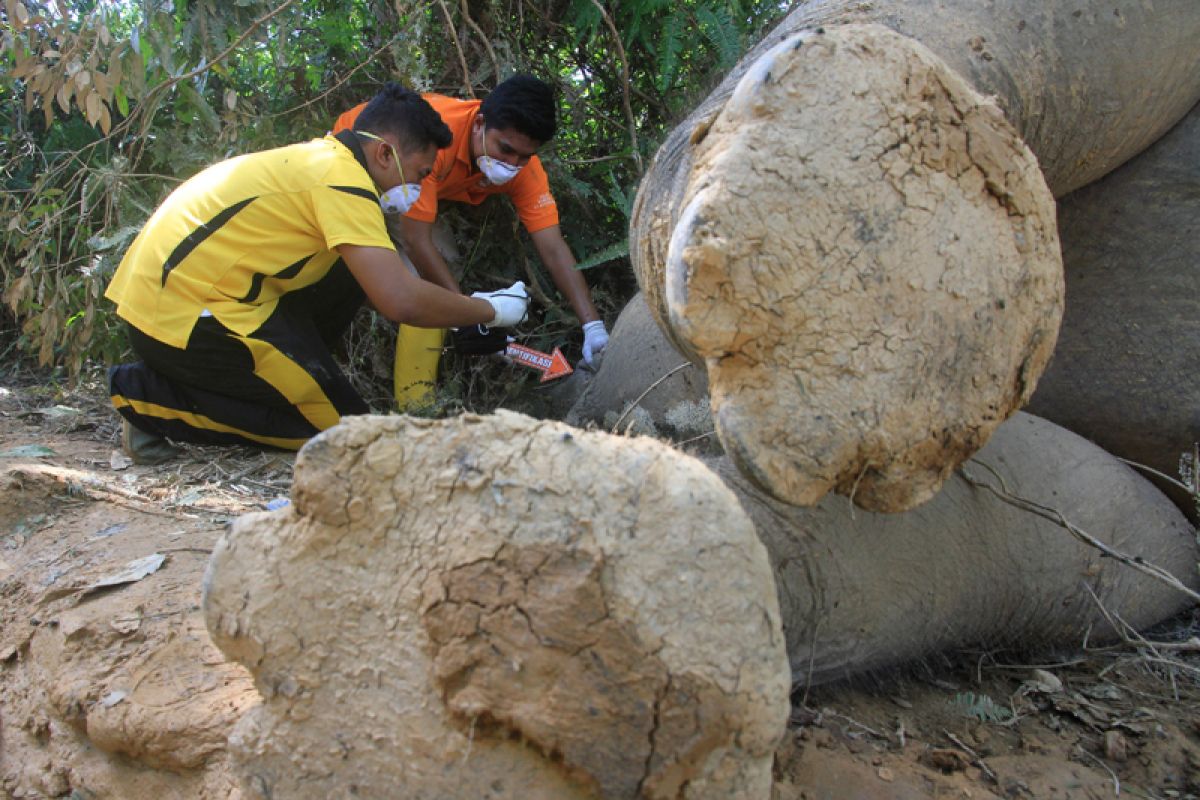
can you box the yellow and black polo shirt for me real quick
[105,134,394,348]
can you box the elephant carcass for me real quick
[1027,102,1200,519]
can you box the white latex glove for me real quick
[471,280,530,327]
[582,320,609,367]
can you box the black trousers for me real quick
[108,261,369,450]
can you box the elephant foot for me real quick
[657,24,1062,511]
[203,412,789,799]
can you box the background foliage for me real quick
[0,0,790,405]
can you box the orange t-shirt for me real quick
[333,95,559,233]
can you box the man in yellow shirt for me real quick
[334,75,608,403]
[107,83,529,463]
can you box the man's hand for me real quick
[582,320,609,367]
[472,281,530,327]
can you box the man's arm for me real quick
[398,217,462,294]
[337,244,490,327]
[530,225,599,324]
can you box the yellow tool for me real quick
[393,324,445,411]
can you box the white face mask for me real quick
[357,130,423,214]
[476,126,523,185]
[379,182,422,215]
[477,155,521,186]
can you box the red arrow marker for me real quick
[505,343,573,382]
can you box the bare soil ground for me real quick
[1,370,1198,799]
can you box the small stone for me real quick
[1104,730,1129,762]
[877,767,894,782]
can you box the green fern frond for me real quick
[567,0,603,46]
[606,170,634,218]
[655,14,685,92]
[696,5,741,69]
[575,240,630,271]
[949,692,1013,723]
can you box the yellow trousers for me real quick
[393,324,445,410]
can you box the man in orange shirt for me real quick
[334,75,609,388]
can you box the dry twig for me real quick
[460,0,501,85]
[827,711,887,740]
[264,34,402,119]
[944,730,998,783]
[675,430,716,447]
[1075,745,1121,797]
[610,362,693,433]
[1083,583,1200,693]
[588,0,643,174]
[436,0,476,98]
[960,462,1200,605]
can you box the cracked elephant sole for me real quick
[203,412,791,799]
[646,24,1063,512]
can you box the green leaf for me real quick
[180,82,221,134]
[949,692,1013,723]
[114,84,130,116]
[606,170,633,218]
[575,240,629,271]
[696,5,741,68]
[567,0,603,46]
[655,13,684,92]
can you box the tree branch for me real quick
[263,33,401,120]
[589,0,643,175]
[124,0,300,140]
[436,0,475,98]
[460,0,501,86]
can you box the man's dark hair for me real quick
[355,82,452,153]
[479,74,557,143]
